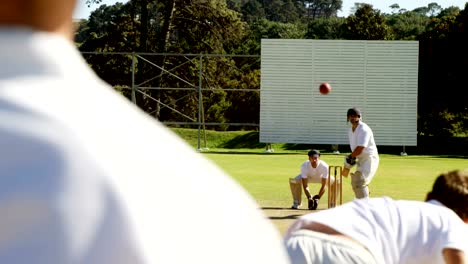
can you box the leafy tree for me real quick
[320,0,343,17]
[342,3,392,40]
[427,2,442,17]
[418,4,468,137]
[223,69,261,130]
[386,10,429,40]
[281,0,302,22]
[452,3,468,37]
[77,2,136,92]
[249,18,307,39]
[240,0,265,23]
[389,4,400,14]
[83,0,153,52]
[422,14,458,39]
[437,6,460,18]
[298,0,343,20]
[79,3,136,51]
[82,0,249,124]
[388,3,411,15]
[226,0,241,12]
[154,0,247,121]
[306,16,344,39]
[264,0,286,22]
[410,3,442,17]
[170,0,246,54]
[412,6,429,16]
[237,0,305,24]
[74,19,90,44]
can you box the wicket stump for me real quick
[328,166,343,208]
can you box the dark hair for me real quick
[308,149,320,157]
[347,107,361,117]
[426,170,468,220]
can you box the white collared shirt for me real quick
[348,121,378,158]
[300,160,329,183]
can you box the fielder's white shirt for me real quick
[348,121,378,158]
[285,197,468,264]
[300,160,329,183]
[0,28,290,264]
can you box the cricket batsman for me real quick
[344,107,379,199]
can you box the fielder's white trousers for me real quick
[285,229,380,264]
[290,175,335,206]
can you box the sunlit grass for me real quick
[171,127,467,234]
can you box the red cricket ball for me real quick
[319,82,331,95]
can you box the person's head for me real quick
[307,149,321,166]
[426,170,468,222]
[0,0,77,40]
[347,107,361,125]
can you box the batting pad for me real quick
[289,178,302,205]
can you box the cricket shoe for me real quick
[291,202,301,209]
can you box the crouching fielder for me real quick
[284,170,468,264]
[289,150,332,210]
[344,107,379,199]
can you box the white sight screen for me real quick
[260,39,418,146]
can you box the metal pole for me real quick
[197,54,203,150]
[401,145,408,156]
[131,52,136,104]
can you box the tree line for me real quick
[76,0,468,137]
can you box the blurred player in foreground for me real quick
[289,150,332,210]
[284,170,468,264]
[343,107,379,199]
[0,1,290,263]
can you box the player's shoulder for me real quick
[315,160,329,173]
[392,199,461,219]
[359,121,373,131]
[319,159,329,167]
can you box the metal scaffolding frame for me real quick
[81,51,260,150]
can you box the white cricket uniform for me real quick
[293,160,330,183]
[0,28,290,264]
[285,197,468,264]
[348,121,379,182]
[289,160,330,208]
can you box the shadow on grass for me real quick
[201,151,301,155]
[262,207,327,211]
[218,131,265,149]
[261,207,296,210]
[262,207,327,220]
[406,155,467,159]
[208,130,468,157]
[282,143,323,150]
[268,215,302,220]
[219,132,325,150]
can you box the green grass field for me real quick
[203,152,467,234]
[171,128,468,234]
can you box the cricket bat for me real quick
[342,167,350,177]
